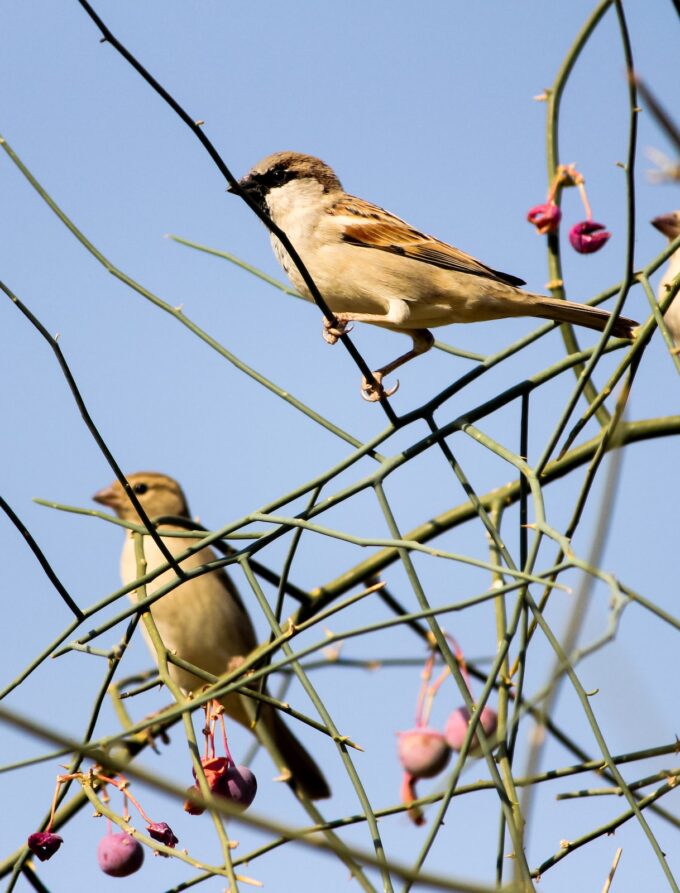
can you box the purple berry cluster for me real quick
[396,644,499,825]
[184,755,258,815]
[24,700,259,879]
[397,707,498,827]
[184,701,258,816]
[398,706,498,777]
[527,163,611,254]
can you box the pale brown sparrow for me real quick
[94,472,330,800]
[232,151,637,400]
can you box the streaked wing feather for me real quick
[334,195,525,288]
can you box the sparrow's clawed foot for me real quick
[361,371,399,402]
[322,316,353,345]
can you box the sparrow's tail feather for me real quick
[266,708,331,800]
[528,295,638,340]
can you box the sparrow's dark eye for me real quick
[269,167,287,185]
[133,482,148,495]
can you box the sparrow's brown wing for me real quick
[335,195,525,288]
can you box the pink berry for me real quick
[214,765,258,812]
[568,220,611,254]
[445,706,498,754]
[527,202,562,235]
[97,832,144,877]
[396,727,451,779]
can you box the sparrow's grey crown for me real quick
[235,151,342,210]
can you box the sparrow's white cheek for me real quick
[265,178,328,234]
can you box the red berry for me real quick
[183,784,205,815]
[97,832,144,877]
[445,706,498,754]
[527,202,562,235]
[396,727,451,779]
[400,773,426,827]
[194,756,230,792]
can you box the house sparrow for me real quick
[231,151,638,401]
[651,211,680,349]
[93,472,330,800]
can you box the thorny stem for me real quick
[544,0,615,426]
[2,2,678,891]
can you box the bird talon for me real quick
[360,374,399,402]
[322,317,352,344]
[360,386,381,403]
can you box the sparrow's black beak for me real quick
[228,175,266,210]
[227,176,255,195]
[227,177,250,195]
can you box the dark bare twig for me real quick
[0,280,185,580]
[21,864,52,893]
[0,495,83,620]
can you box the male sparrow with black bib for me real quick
[233,152,637,400]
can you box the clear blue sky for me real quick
[1,2,679,891]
